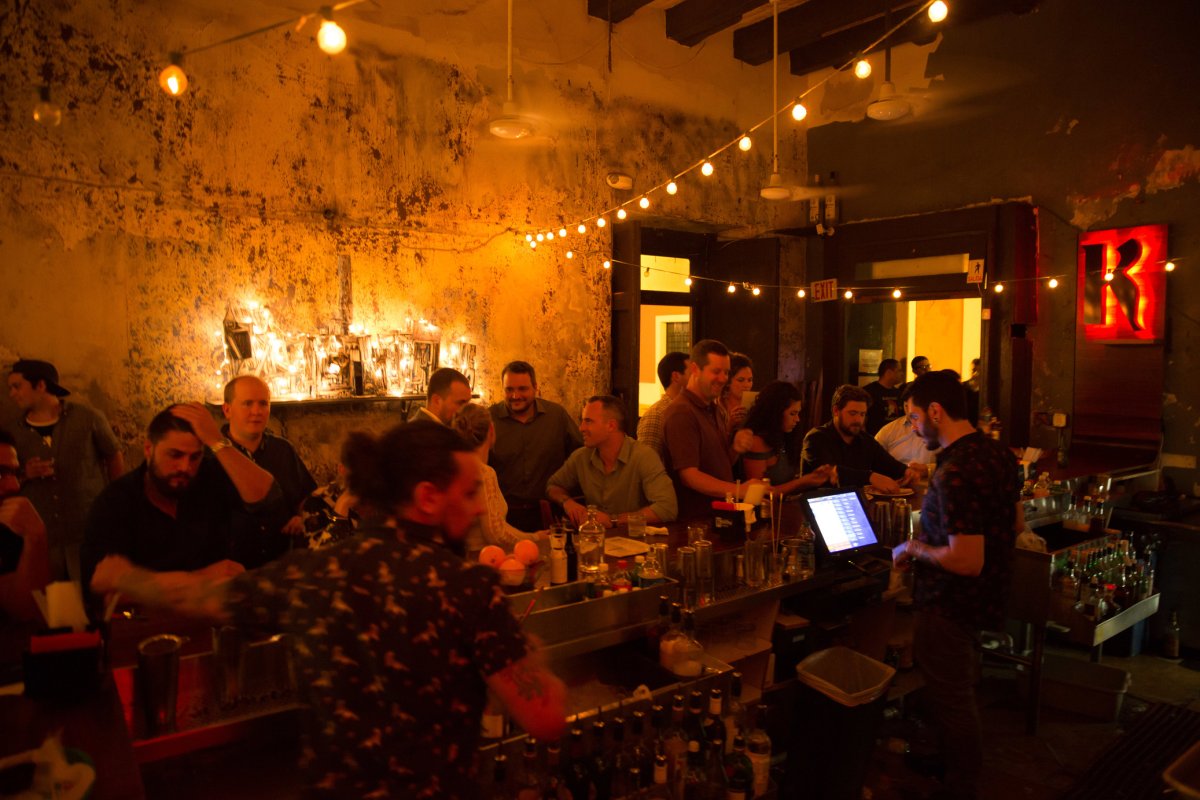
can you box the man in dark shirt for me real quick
[80,404,280,588]
[661,340,755,520]
[409,367,473,426]
[800,384,921,491]
[489,361,582,531]
[221,376,317,566]
[7,359,125,582]
[892,369,1021,800]
[90,422,567,799]
[863,358,904,435]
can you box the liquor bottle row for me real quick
[1051,534,1157,621]
[481,676,775,800]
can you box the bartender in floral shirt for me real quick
[892,370,1021,800]
[92,422,566,799]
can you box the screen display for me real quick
[804,490,878,554]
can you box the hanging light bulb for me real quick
[684,277,693,287]
[536,233,544,242]
[791,102,807,121]
[1165,260,1176,272]
[546,231,554,241]
[854,59,872,79]
[602,260,611,269]
[701,162,714,177]
[994,283,1005,293]
[738,135,752,152]
[844,289,854,300]
[796,288,806,299]
[751,286,761,296]
[892,288,902,299]
[529,240,537,249]
[1048,277,1059,289]
[597,217,607,228]
[928,0,949,23]
[616,208,628,220]
[566,251,574,259]
[638,196,650,209]
[559,227,567,238]
[158,54,188,97]
[317,8,348,55]
[1103,271,1114,282]
[577,223,587,234]
[727,283,737,294]
[525,234,533,242]
[32,86,62,126]
[666,181,678,195]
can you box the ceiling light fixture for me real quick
[489,0,533,139]
[867,11,912,122]
[159,54,188,97]
[928,1,949,23]
[761,0,795,201]
[32,86,62,126]
[854,58,872,79]
[666,181,678,195]
[701,162,714,177]
[316,7,347,55]
[739,135,753,151]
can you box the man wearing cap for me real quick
[7,360,124,583]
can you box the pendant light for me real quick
[866,7,912,121]
[760,0,792,200]
[489,0,534,139]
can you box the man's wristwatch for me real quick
[209,438,233,454]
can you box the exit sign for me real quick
[811,279,838,302]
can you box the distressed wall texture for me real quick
[805,0,1200,488]
[0,0,808,475]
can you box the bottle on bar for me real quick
[745,705,772,798]
[624,766,644,799]
[682,740,705,800]
[610,717,632,799]
[701,688,724,745]
[683,690,706,744]
[659,603,684,672]
[725,734,755,800]
[565,728,592,800]
[542,739,566,800]
[565,524,578,583]
[643,753,673,800]
[669,611,704,678]
[611,560,634,593]
[1165,610,1182,659]
[490,753,512,800]
[626,711,652,791]
[662,695,689,797]
[591,718,613,800]
[723,672,746,755]
[481,690,506,742]
[704,737,729,798]
[516,738,541,800]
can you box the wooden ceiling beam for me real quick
[586,0,657,25]
[733,0,920,66]
[665,0,767,48]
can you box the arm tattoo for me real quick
[505,660,546,702]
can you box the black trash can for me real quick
[785,646,895,800]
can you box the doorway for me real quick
[845,297,982,386]
[638,255,692,413]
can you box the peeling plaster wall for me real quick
[0,0,809,473]
[805,0,1200,488]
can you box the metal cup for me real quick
[137,634,184,736]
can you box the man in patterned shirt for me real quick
[91,422,567,798]
[892,369,1021,800]
[636,351,688,459]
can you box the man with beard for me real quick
[891,370,1021,800]
[800,384,921,491]
[661,339,756,521]
[81,403,280,589]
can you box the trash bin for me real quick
[786,646,896,800]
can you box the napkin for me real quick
[44,581,90,632]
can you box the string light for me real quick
[639,196,650,209]
[854,59,872,79]
[751,286,761,296]
[738,135,752,152]
[684,277,693,287]
[566,251,574,259]
[32,86,62,126]
[577,223,587,234]
[597,217,607,228]
[525,234,533,242]
[892,288,902,299]
[1048,277,1059,289]
[791,102,807,121]
[701,162,714,177]
[536,233,544,242]
[994,283,1004,293]
[602,260,611,269]
[546,231,554,241]
[1165,260,1176,272]
[844,289,854,300]
[158,56,188,96]
[616,208,628,220]
[928,0,949,23]
[529,240,537,249]
[317,8,348,55]
[797,288,806,299]
[666,181,678,195]
[1103,271,1114,282]
[727,283,737,294]
[558,227,567,238]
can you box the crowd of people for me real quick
[1,346,1012,799]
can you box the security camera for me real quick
[606,172,634,191]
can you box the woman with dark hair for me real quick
[720,352,754,430]
[740,380,833,494]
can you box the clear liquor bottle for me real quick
[591,719,614,800]
[745,705,772,799]
[723,672,746,755]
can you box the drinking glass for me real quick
[626,513,646,540]
[766,551,784,586]
[687,525,708,545]
[743,539,765,588]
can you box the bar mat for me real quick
[1063,702,1200,800]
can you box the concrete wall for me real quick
[805,0,1200,488]
[0,0,810,477]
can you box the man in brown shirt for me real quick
[661,340,755,520]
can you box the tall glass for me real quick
[626,512,646,540]
[743,539,765,588]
